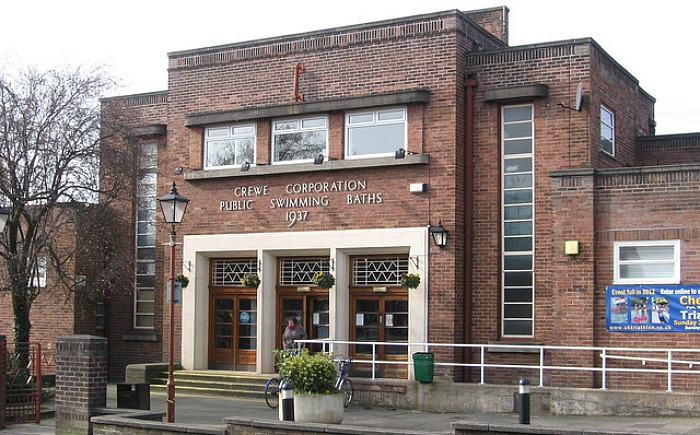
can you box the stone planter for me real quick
[293,393,344,424]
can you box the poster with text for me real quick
[606,284,700,332]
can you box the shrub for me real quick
[277,349,338,395]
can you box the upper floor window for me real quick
[345,107,406,158]
[205,124,256,169]
[31,256,47,288]
[272,116,327,164]
[600,105,615,156]
[614,240,680,284]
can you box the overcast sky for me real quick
[1,1,697,134]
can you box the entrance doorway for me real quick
[209,291,257,370]
[278,294,329,351]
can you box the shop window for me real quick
[601,105,615,156]
[345,107,406,158]
[272,116,328,163]
[204,123,256,169]
[501,104,534,338]
[614,240,680,284]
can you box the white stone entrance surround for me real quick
[180,227,429,373]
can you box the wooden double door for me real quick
[209,289,257,370]
[278,291,330,351]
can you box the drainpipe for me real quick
[463,78,478,381]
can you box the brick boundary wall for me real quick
[55,335,108,435]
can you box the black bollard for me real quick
[518,378,530,424]
[281,380,294,421]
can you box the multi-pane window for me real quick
[345,107,407,158]
[352,257,409,286]
[614,240,680,284]
[272,116,328,163]
[279,258,330,285]
[135,143,157,328]
[211,259,258,286]
[601,105,615,156]
[502,105,534,337]
[31,256,47,288]
[204,124,256,169]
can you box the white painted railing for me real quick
[296,339,700,392]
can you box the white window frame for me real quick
[501,104,535,339]
[31,256,47,288]
[272,116,328,164]
[204,123,256,169]
[345,107,407,159]
[601,105,615,156]
[134,142,157,329]
[614,240,681,285]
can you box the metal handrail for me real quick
[297,339,700,392]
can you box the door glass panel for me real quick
[355,299,379,354]
[237,297,257,351]
[385,299,408,355]
[214,298,234,350]
[311,297,330,340]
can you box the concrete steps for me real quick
[150,370,272,400]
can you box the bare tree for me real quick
[0,66,133,355]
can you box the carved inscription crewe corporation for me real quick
[219,179,383,226]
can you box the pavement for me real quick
[3,385,700,434]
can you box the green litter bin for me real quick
[412,352,434,383]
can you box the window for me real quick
[279,258,330,285]
[135,143,157,328]
[501,105,534,338]
[211,258,258,286]
[204,124,255,169]
[31,256,47,288]
[614,240,680,284]
[346,107,406,158]
[601,105,615,156]
[272,116,327,163]
[352,256,409,286]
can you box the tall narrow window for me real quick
[31,256,47,288]
[601,105,615,156]
[135,143,157,328]
[502,105,534,337]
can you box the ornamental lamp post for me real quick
[157,182,189,423]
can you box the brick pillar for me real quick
[55,335,108,435]
[0,335,5,430]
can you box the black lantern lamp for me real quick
[430,221,448,249]
[158,182,189,228]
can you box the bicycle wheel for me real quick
[265,377,281,408]
[338,377,353,407]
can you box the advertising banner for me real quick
[606,284,700,332]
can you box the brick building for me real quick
[98,6,700,385]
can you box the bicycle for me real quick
[264,375,282,408]
[335,356,353,408]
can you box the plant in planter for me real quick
[241,273,261,288]
[277,349,344,423]
[175,274,189,288]
[400,272,420,289]
[312,271,335,288]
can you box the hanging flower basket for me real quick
[175,274,189,288]
[400,273,420,289]
[241,273,261,288]
[312,271,335,288]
